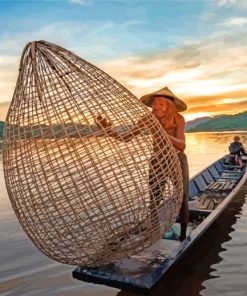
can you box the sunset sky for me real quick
[0,0,247,121]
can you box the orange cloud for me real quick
[100,38,247,118]
[1,33,247,121]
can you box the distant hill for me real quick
[1,111,246,138]
[186,111,247,132]
[185,116,212,132]
[0,121,132,139]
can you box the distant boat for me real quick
[73,155,247,293]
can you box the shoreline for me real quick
[186,130,247,134]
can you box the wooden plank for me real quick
[202,171,215,184]
[199,198,210,209]
[207,200,215,210]
[205,180,236,192]
[223,164,242,168]
[218,170,242,173]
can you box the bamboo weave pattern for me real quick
[3,41,183,266]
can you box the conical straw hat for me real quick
[140,87,187,112]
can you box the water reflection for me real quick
[185,132,247,177]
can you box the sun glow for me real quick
[176,82,247,97]
[221,97,247,104]
[128,69,201,88]
[183,112,212,122]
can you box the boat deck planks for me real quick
[206,181,236,191]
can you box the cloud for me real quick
[0,18,247,120]
[99,34,247,116]
[219,17,247,27]
[0,19,143,60]
[68,0,92,5]
[212,0,247,9]
[217,0,236,6]
[187,99,247,114]
[120,20,143,29]
[0,19,145,102]
[184,90,247,113]
[0,55,19,102]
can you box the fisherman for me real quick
[96,87,189,241]
[229,136,247,168]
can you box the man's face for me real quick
[152,96,174,118]
[234,136,240,142]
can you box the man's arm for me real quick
[95,115,148,142]
[240,143,247,156]
[168,114,186,152]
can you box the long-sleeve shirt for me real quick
[229,142,247,156]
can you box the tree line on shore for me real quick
[0,111,246,139]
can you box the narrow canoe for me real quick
[72,155,247,293]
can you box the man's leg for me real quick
[177,152,189,241]
[179,195,189,241]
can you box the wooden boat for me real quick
[72,155,247,293]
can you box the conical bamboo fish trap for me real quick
[3,41,183,267]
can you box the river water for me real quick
[1,132,247,296]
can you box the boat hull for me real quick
[72,156,247,292]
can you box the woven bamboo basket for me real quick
[3,40,183,267]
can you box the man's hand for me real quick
[95,115,113,130]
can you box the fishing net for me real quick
[3,40,183,267]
